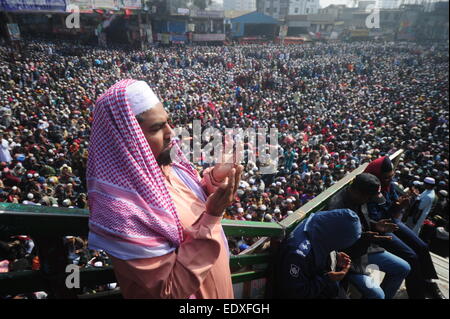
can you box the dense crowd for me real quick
[0,39,448,296]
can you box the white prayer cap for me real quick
[94,261,103,267]
[126,81,161,116]
[107,283,117,290]
[424,177,435,185]
[237,208,244,213]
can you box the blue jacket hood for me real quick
[292,209,362,269]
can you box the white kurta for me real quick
[412,189,436,234]
[0,139,12,163]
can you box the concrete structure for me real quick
[285,14,310,35]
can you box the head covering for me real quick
[239,243,249,250]
[351,173,386,204]
[424,177,435,185]
[87,79,197,260]
[364,156,394,192]
[297,209,361,269]
[126,81,161,116]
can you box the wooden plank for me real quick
[239,237,271,255]
[0,203,284,238]
[431,253,449,284]
[231,270,266,284]
[221,219,284,237]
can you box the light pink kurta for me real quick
[109,166,234,299]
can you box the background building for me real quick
[224,0,257,11]
[230,11,280,39]
[257,0,320,22]
[380,0,401,8]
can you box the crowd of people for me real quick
[0,38,448,298]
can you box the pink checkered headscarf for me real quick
[87,79,198,259]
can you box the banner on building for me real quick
[119,0,141,9]
[92,0,118,10]
[171,34,187,43]
[161,33,170,44]
[191,10,224,18]
[6,23,21,40]
[192,33,225,42]
[66,0,93,12]
[0,0,67,12]
[176,7,189,15]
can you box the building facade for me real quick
[379,0,401,9]
[257,0,320,21]
[224,0,257,11]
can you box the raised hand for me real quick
[206,166,243,217]
[374,219,399,233]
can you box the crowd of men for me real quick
[0,38,448,297]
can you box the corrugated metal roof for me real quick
[231,11,281,25]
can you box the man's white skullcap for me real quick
[126,81,161,116]
[424,177,435,185]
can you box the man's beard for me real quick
[156,147,173,166]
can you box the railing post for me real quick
[34,236,78,299]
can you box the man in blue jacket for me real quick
[275,209,362,299]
